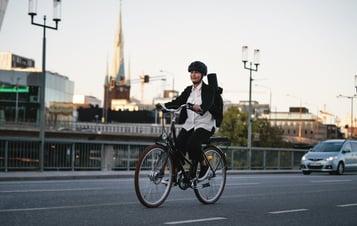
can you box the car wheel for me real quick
[336,162,344,175]
[302,171,311,175]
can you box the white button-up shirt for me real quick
[182,82,216,132]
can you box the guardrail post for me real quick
[291,151,295,169]
[71,143,75,171]
[102,144,114,171]
[230,149,234,170]
[4,141,8,172]
[277,150,281,170]
[127,144,131,171]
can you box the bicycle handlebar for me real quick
[157,103,190,113]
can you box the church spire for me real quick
[111,0,125,83]
[104,54,110,85]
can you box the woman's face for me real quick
[190,71,203,85]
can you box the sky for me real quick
[1,0,357,126]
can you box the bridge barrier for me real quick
[0,137,308,172]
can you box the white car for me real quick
[300,139,357,175]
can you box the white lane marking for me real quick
[0,201,138,213]
[164,217,227,225]
[228,182,260,186]
[269,209,308,214]
[310,179,352,183]
[0,187,106,193]
[337,203,357,207]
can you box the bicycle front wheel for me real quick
[194,146,227,204]
[134,144,173,208]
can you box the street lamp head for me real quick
[28,0,61,22]
[53,0,62,22]
[355,74,357,93]
[254,49,260,66]
[28,0,37,16]
[242,46,248,63]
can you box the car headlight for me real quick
[301,156,307,161]
[326,156,337,161]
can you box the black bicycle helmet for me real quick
[188,61,207,76]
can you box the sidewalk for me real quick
[0,170,301,181]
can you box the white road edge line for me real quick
[228,182,260,186]
[269,209,308,214]
[0,202,138,213]
[337,203,357,207]
[164,217,227,225]
[0,188,106,193]
[310,180,352,183]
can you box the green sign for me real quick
[0,86,29,93]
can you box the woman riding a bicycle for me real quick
[157,61,218,181]
[135,61,226,208]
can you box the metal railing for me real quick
[0,137,308,172]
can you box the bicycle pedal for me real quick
[190,179,198,188]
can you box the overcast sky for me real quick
[1,0,357,126]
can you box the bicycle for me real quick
[134,103,228,208]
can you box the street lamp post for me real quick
[337,94,357,138]
[242,46,260,169]
[28,0,61,171]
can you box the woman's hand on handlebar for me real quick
[155,103,163,111]
[155,103,169,113]
[187,103,203,115]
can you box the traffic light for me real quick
[143,75,149,83]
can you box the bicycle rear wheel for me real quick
[194,146,227,204]
[134,144,173,208]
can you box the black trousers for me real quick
[176,127,214,162]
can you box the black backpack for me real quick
[207,74,224,127]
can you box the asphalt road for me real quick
[1,173,357,226]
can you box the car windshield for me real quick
[310,141,344,152]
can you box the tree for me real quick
[252,118,287,147]
[217,106,290,147]
[216,106,248,146]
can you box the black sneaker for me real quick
[198,164,209,180]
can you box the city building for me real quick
[73,95,101,107]
[0,52,74,125]
[102,4,178,122]
[261,107,342,146]
[227,100,343,146]
[103,3,132,117]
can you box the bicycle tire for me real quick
[134,144,173,208]
[194,145,227,204]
